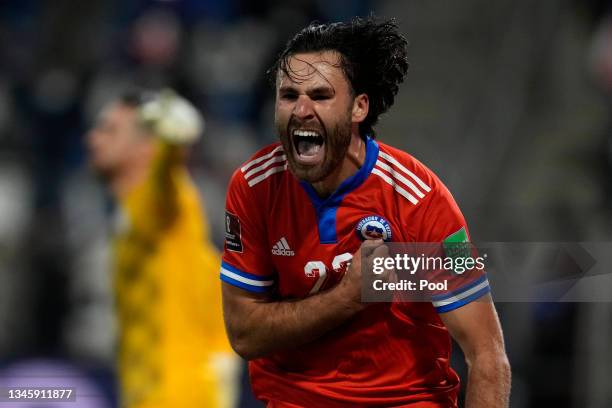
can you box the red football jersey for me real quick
[221,137,490,407]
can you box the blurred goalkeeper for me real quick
[87,89,237,408]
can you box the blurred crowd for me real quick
[1,0,612,407]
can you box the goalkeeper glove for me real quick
[139,89,204,145]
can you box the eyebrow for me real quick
[278,85,335,96]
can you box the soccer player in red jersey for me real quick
[220,18,511,407]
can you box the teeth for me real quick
[292,130,320,137]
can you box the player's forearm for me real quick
[148,142,182,222]
[152,142,182,192]
[224,282,362,360]
[464,352,511,408]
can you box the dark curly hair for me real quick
[269,16,409,139]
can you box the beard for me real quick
[277,111,352,184]
[88,153,122,185]
[91,165,114,183]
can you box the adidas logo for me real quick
[272,237,295,256]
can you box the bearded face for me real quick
[274,51,356,184]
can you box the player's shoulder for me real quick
[377,142,436,180]
[374,141,449,205]
[377,141,460,211]
[229,142,288,190]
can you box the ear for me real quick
[352,93,369,123]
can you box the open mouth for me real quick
[292,129,325,164]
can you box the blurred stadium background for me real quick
[1,0,612,406]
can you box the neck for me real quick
[109,161,149,198]
[312,133,366,197]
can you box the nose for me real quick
[293,95,315,120]
[86,129,101,150]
